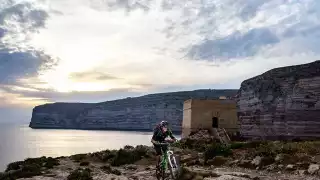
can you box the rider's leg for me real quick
[156,155,161,167]
[154,145,162,168]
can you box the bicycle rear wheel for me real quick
[156,166,161,180]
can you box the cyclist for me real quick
[151,120,177,168]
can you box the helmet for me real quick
[160,120,169,127]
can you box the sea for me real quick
[0,123,181,171]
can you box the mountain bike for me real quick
[155,141,181,180]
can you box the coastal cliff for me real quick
[237,60,320,140]
[29,89,238,132]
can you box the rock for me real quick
[308,164,320,174]
[125,165,138,170]
[237,60,320,140]
[111,169,122,175]
[79,161,90,166]
[275,154,283,162]
[297,154,311,163]
[181,154,195,164]
[285,164,295,171]
[312,155,320,163]
[297,170,306,175]
[226,172,251,179]
[198,158,205,166]
[251,156,262,167]
[227,160,239,166]
[265,164,277,172]
[275,154,296,164]
[193,175,204,180]
[296,162,309,169]
[238,160,253,169]
[204,175,250,180]
[260,157,275,167]
[186,159,199,166]
[181,167,219,179]
[29,89,237,131]
[207,156,228,166]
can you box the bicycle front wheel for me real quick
[169,154,181,179]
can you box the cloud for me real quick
[69,71,119,81]
[0,0,320,109]
[187,27,280,60]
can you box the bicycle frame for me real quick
[160,149,168,170]
[158,143,179,179]
[167,149,177,169]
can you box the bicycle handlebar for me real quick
[156,139,177,146]
[157,142,170,146]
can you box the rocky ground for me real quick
[2,130,320,180]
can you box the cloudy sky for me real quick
[0,0,319,122]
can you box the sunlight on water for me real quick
[0,123,181,171]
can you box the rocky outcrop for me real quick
[29,89,237,132]
[237,60,320,140]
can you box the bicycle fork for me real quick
[167,150,177,169]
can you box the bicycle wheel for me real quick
[156,156,167,180]
[156,166,161,180]
[161,167,166,180]
[169,155,181,179]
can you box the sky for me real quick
[0,0,319,122]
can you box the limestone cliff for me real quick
[29,89,237,132]
[237,60,320,140]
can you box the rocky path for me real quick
[18,157,320,180]
[3,131,320,180]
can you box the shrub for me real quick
[111,148,139,166]
[3,156,60,179]
[44,157,60,169]
[204,144,232,162]
[67,168,93,180]
[100,165,121,175]
[100,165,112,172]
[80,161,90,166]
[111,145,151,166]
[111,169,122,175]
[254,142,278,157]
[124,145,134,150]
[6,161,24,171]
[70,154,87,162]
[90,150,117,162]
[229,142,246,149]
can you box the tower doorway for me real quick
[212,117,218,128]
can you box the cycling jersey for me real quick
[152,124,175,143]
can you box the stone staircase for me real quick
[212,128,231,145]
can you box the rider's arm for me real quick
[168,129,177,141]
[151,128,159,144]
[151,139,158,144]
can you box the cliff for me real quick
[237,60,320,140]
[29,89,238,132]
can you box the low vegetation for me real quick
[0,156,59,179]
[67,168,93,180]
[3,130,320,179]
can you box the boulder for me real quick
[285,164,296,171]
[308,164,320,175]
[275,154,297,164]
[181,154,196,164]
[251,156,262,167]
[204,175,250,180]
[238,160,253,169]
[207,156,229,166]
